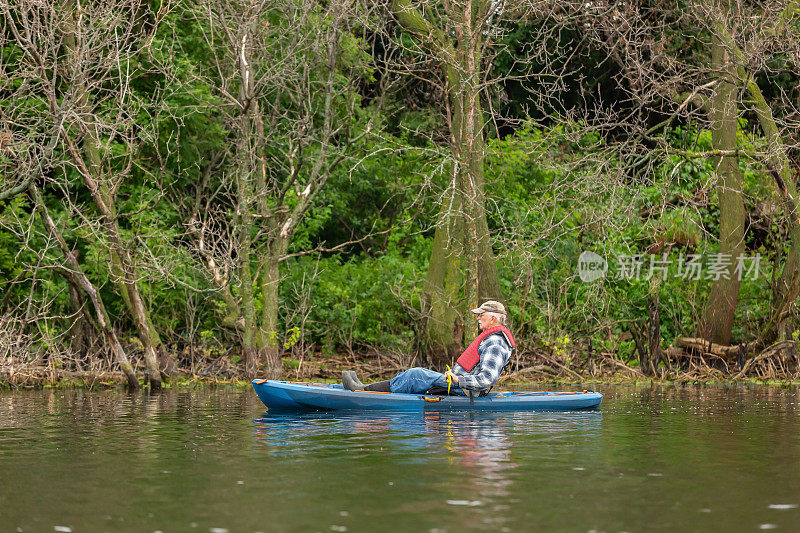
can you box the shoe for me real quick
[342,371,364,391]
[345,371,365,388]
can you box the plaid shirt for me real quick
[453,332,512,392]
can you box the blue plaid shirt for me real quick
[453,332,512,391]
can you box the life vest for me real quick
[455,326,516,372]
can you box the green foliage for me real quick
[1,0,796,378]
[482,119,782,360]
[280,251,424,352]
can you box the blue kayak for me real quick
[252,379,602,411]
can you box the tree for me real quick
[28,182,139,388]
[390,0,519,364]
[163,0,377,377]
[584,0,800,349]
[1,0,165,388]
[697,0,747,345]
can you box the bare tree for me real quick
[28,182,139,388]
[576,0,800,351]
[165,0,378,377]
[1,0,167,388]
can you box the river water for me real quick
[1,384,799,532]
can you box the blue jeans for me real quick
[389,367,464,394]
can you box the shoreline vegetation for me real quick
[3,344,798,389]
[5,2,800,391]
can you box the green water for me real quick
[1,384,799,532]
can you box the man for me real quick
[342,300,515,395]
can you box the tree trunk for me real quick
[647,274,662,376]
[705,12,800,354]
[698,22,745,346]
[457,6,503,331]
[403,0,503,365]
[422,183,468,365]
[234,28,261,379]
[88,136,172,379]
[736,64,800,343]
[631,322,649,375]
[259,243,286,379]
[80,136,162,389]
[236,162,259,379]
[60,6,160,389]
[29,182,139,389]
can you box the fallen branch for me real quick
[542,356,585,381]
[500,364,560,382]
[731,340,797,380]
[674,337,760,359]
[0,368,130,387]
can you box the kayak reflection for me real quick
[251,409,602,530]
[251,409,602,460]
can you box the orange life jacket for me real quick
[455,326,516,372]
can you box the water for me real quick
[1,384,799,532]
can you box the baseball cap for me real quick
[471,300,507,315]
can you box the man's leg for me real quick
[389,367,450,394]
[364,380,391,392]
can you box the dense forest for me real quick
[2,0,800,388]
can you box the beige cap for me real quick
[471,300,507,315]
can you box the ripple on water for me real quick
[446,500,482,507]
[3,386,800,533]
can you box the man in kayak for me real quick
[342,300,515,395]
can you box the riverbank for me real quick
[3,349,799,388]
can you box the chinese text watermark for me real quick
[578,251,761,282]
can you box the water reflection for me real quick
[252,410,603,460]
[252,409,602,531]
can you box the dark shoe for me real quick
[342,371,364,391]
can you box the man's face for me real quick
[476,312,493,331]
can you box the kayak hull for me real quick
[252,380,602,412]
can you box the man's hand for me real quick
[445,370,459,384]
